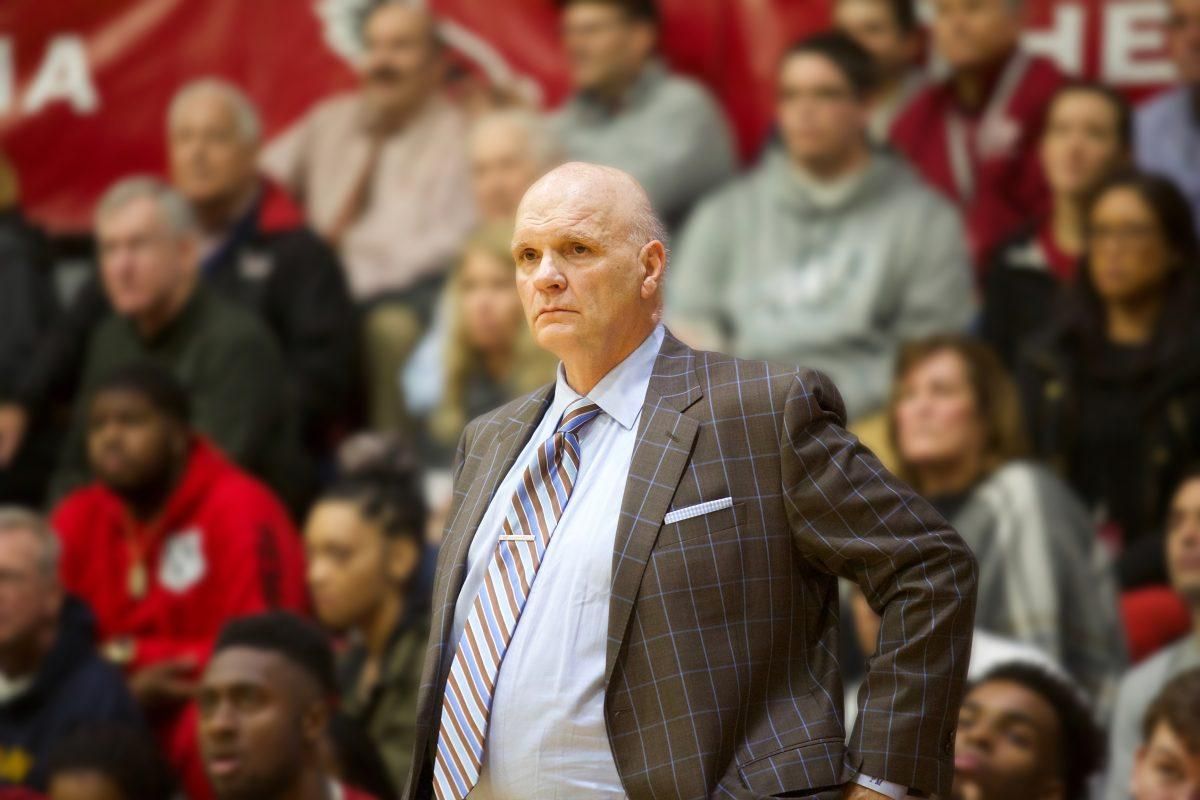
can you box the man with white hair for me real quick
[0,507,139,793]
[48,177,312,514]
[0,79,357,471]
[262,2,476,431]
[404,162,976,800]
[469,109,563,223]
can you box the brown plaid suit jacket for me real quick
[405,331,977,799]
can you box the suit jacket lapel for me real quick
[605,332,703,682]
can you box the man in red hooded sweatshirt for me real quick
[51,362,308,799]
[890,0,1066,273]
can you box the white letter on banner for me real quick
[1104,2,1175,84]
[24,36,98,115]
[1022,3,1085,75]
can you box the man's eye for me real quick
[522,250,537,261]
[572,244,589,255]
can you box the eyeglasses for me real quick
[1089,223,1161,245]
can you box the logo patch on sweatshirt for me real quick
[159,529,207,594]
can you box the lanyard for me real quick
[945,52,1031,203]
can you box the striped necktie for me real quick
[433,397,604,800]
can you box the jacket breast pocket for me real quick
[656,501,746,547]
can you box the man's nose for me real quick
[531,252,566,292]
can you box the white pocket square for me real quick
[664,496,733,525]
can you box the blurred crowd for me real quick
[1,0,1200,798]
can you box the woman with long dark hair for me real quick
[1018,170,1200,588]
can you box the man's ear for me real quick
[302,699,330,747]
[639,240,666,300]
[385,537,420,585]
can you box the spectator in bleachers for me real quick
[198,613,380,800]
[323,712,398,800]
[833,0,925,141]
[262,3,475,432]
[1136,0,1200,233]
[48,177,312,513]
[0,83,358,477]
[45,723,176,800]
[891,0,1067,270]
[0,508,140,793]
[303,445,429,791]
[0,154,59,507]
[469,109,563,224]
[949,663,1105,800]
[50,364,308,800]
[1018,171,1200,589]
[983,82,1133,367]
[413,225,558,466]
[167,79,358,451]
[552,0,736,227]
[668,32,974,422]
[1129,669,1200,800]
[1106,470,1200,800]
[890,334,1125,703]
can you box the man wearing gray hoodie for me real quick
[668,32,975,422]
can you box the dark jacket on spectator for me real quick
[0,209,60,505]
[13,179,358,451]
[981,224,1078,368]
[1017,302,1200,589]
[338,609,431,792]
[51,285,314,514]
[0,598,141,792]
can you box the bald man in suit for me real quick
[405,162,977,800]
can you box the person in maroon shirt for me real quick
[199,613,381,800]
[982,82,1133,367]
[890,0,1067,273]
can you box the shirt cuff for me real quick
[853,772,909,800]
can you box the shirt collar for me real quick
[551,324,665,431]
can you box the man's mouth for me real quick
[207,752,242,778]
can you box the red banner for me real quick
[0,0,1176,232]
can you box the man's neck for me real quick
[590,62,648,109]
[276,766,334,800]
[120,459,185,522]
[194,180,258,235]
[0,624,56,681]
[951,46,1017,111]
[363,92,431,137]
[793,144,870,184]
[561,320,656,396]
[133,279,197,340]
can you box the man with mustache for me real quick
[263,2,476,432]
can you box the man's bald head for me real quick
[512,163,667,393]
[518,162,666,252]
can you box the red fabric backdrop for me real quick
[0,0,1176,232]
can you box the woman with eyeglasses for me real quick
[1017,170,1200,591]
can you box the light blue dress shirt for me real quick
[444,322,905,800]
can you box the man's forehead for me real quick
[204,648,288,688]
[515,194,613,237]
